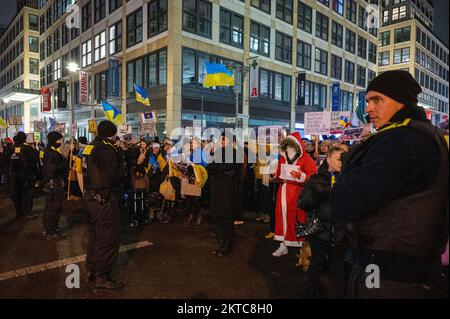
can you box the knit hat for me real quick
[47,131,63,146]
[366,70,422,106]
[14,132,27,144]
[97,120,117,138]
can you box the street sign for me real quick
[223,117,236,124]
[8,116,22,126]
[34,121,46,132]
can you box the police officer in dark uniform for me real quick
[42,131,68,239]
[82,120,124,290]
[9,132,40,219]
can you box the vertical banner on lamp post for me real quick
[41,87,51,112]
[108,58,120,97]
[79,71,89,104]
[331,83,341,111]
[297,73,306,106]
[249,57,259,99]
[57,81,67,109]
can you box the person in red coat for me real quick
[272,131,317,257]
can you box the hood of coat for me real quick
[280,131,305,160]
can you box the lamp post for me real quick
[227,64,249,129]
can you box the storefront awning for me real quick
[0,88,40,102]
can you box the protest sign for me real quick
[330,111,351,134]
[304,112,331,136]
[338,128,364,142]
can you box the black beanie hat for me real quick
[366,70,422,106]
[15,132,27,144]
[47,131,63,146]
[97,120,117,138]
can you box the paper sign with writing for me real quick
[304,112,331,136]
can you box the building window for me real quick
[54,58,61,80]
[82,40,92,67]
[331,21,343,48]
[82,1,92,32]
[358,5,367,30]
[275,32,292,64]
[357,65,366,87]
[392,5,406,20]
[316,12,329,41]
[332,0,344,15]
[317,0,329,7]
[383,9,389,23]
[345,29,355,53]
[344,60,355,83]
[127,8,143,48]
[109,21,122,55]
[94,31,106,62]
[314,48,328,75]
[62,53,69,77]
[30,80,40,90]
[183,0,212,38]
[29,14,38,31]
[40,41,45,61]
[109,0,122,13]
[182,48,195,84]
[259,69,291,102]
[250,21,270,57]
[358,36,367,59]
[368,70,376,82]
[29,58,39,75]
[276,0,293,24]
[94,0,105,23]
[378,51,390,66]
[29,36,39,52]
[53,29,60,51]
[330,54,342,80]
[298,2,312,33]
[40,13,45,35]
[393,47,410,64]
[301,80,327,108]
[220,8,243,48]
[62,25,69,46]
[380,31,390,46]
[368,42,377,64]
[394,26,410,43]
[148,0,168,38]
[346,0,357,23]
[340,90,353,111]
[297,40,311,70]
[251,0,271,14]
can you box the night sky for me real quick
[0,0,448,44]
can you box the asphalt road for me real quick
[0,190,448,299]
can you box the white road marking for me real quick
[0,240,153,282]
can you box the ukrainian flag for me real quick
[203,63,235,87]
[0,116,8,129]
[339,115,351,128]
[102,101,125,125]
[134,84,151,106]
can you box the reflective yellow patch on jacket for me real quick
[39,151,44,159]
[82,145,95,155]
[15,147,21,154]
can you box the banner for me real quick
[338,128,364,142]
[8,115,22,126]
[26,133,35,144]
[304,112,331,136]
[330,111,351,134]
[79,71,89,104]
[107,58,120,97]
[57,81,67,109]
[33,121,46,132]
[249,57,259,99]
[88,119,97,134]
[331,83,341,111]
[41,87,51,112]
[141,111,156,123]
[56,123,66,135]
[297,73,306,105]
[356,91,367,124]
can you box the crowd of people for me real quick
[0,71,448,298]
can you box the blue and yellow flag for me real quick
[101,101,125,125]
[134,84,151,106]
[203,63,235,87]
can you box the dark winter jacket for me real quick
[299,161,350,247]
[42,146,67,183]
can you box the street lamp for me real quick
[66,62,81,138]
